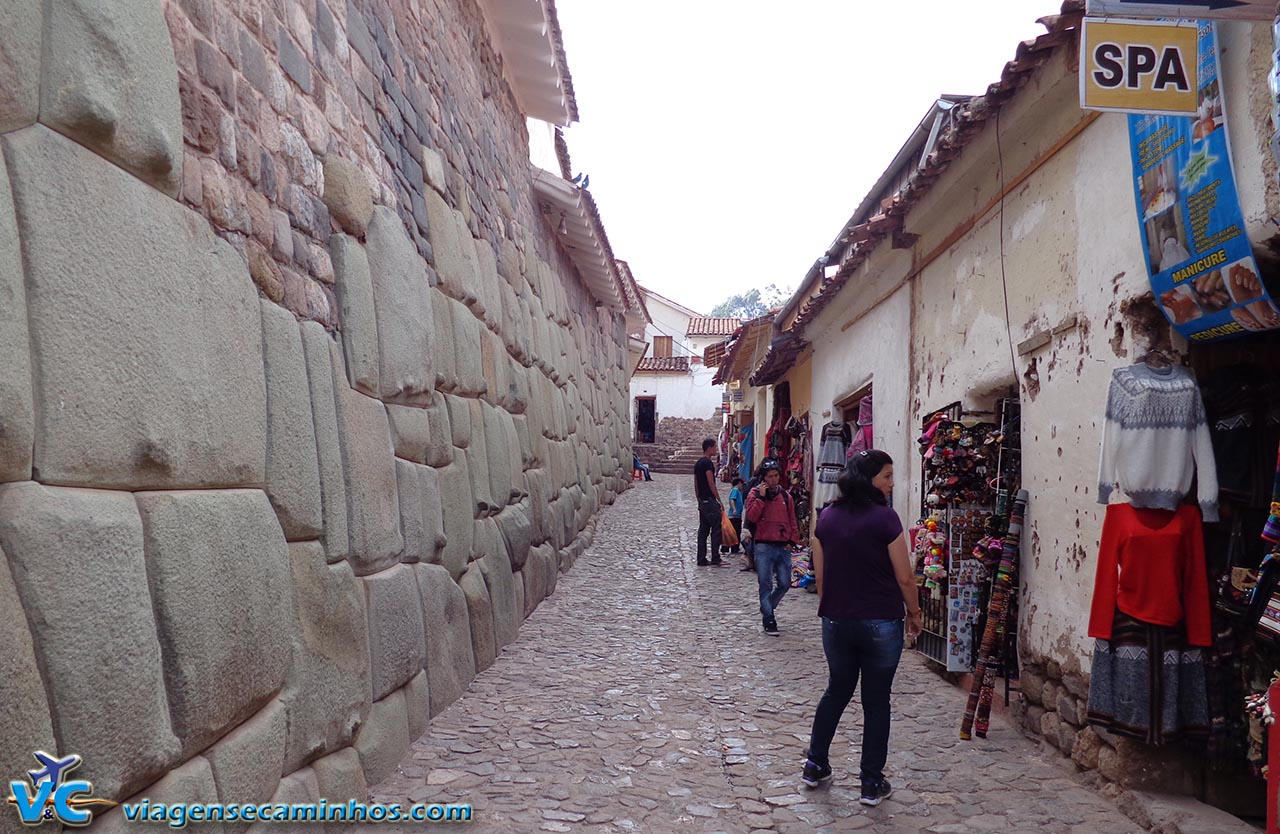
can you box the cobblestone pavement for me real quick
[362,474,1145,834]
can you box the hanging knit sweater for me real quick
[1097,363,1219,522]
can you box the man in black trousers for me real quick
[694,438,723,566]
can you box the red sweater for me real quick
[745,487,799,544]
[1087,503,1211,647]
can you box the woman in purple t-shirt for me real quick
[799,450,922,807]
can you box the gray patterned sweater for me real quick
[1097,363,1219,522]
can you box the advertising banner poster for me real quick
[1081,19,1199,115]
[1129,22,1280,341]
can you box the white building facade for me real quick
[628,288,736,442]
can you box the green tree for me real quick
[708,284,791,319]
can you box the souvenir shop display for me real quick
[912,399,1021,674]
[813,414,852,510]
[1087,361,1219,745]
[847,395,873,458]
[962,488,1029,740]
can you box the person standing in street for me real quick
[744,462,799,634]
[694,438,723,566]
[800,450,922,806]
[722,477,744,557]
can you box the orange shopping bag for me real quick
[720,510,739,548]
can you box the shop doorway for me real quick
[635,397,656,443]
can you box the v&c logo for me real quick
[7,751,114,827]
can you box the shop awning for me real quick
[713,315,774,385]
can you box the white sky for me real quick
[554,1,1065,314]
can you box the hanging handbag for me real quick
[1216,515,1258,618]
[1250,547,1280,643]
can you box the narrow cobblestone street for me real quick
[363,474,1144,834]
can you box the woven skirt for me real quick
[1085,610,1209,746]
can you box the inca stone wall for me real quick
[0,0,633,828]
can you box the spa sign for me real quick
[1081,19,1199,115]
[1127,22,1280,341]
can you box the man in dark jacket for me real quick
[693,438,723,566]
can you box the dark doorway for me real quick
[636,397,656,443]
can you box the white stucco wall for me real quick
[803,24,1280,673]
[627,290,727,430]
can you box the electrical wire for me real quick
[995,107,1019,384]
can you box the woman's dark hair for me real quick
[702,438,717,452]
[834,450,893,508]
[759,462,782,478]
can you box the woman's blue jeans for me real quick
[806,617,904,788]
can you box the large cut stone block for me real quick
[458,563,495,672]
[495,500,533,571]
[281,543,369,773]
[419,464,446,564]
[525,468,549,546]
[430,287,458,393]
[310,748,367,823]
[423,188,476,305]
[444,394,472,449]
[0,553,56,834]
[404,670,430,740]
[395,459,425,563]
[471,235,501,331]
[414,563,475,717]
[4,126,266,489]
[0,1,40,132]
[437,457,473,580]
[482,402,516,508]
[332,366,403,576]
[261,301,323,540]
[42,0,182,195]
[205,700,286,826]
[330,234,380,396]
[366,206,434,403]
[512,414,533,470]
[423,392,454,468]
[352,689,409,786]
[386,405,430,464]
[0,483,180,800]
[300,323,349,563]
[523,544,558,618]
[322,156,373,237]
[464,445,494,518]
[137,490,293,758]
[449,299,486,396]
[475,519,519,651]
[362,564,425,702]
[0,150,32,484]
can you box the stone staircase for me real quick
[634,416,723,475]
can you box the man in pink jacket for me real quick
[745,462,799,635]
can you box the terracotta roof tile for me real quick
[636,356,689,373]
[687,317,742,337]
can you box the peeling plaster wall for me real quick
[0,0,632,821]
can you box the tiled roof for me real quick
[712,314,774,385]
[750,330,808,387]
[636,356,690,373]
[783,1,1084,351]
[687,317,742,337]
[616,260,651,322]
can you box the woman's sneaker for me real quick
[859,779,893,806]
[800,759,832,788]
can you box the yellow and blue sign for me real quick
[7,752,112,827]
[1128,22,1280,341]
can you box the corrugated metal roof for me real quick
[636,356,690,373]
[687,317,742,337]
